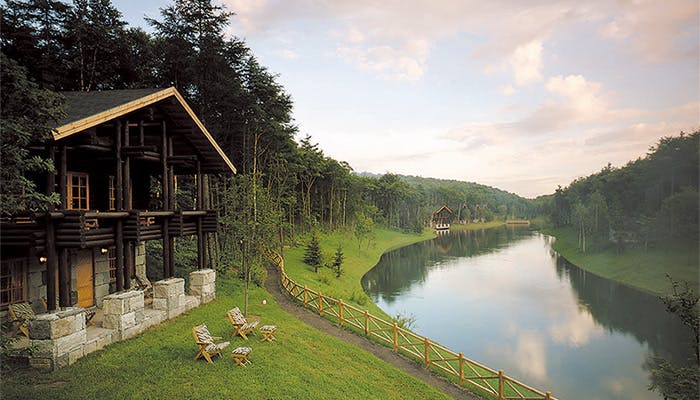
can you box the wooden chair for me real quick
[192,324,230,364]
[231,346,252,367]
[8,302,35,338]
[227,307,259,340]
[259,325,277,342]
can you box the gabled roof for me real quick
[435,205,453,214]
[55,87,236,174]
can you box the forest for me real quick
[537,132,699,254]
[0,0,535,279]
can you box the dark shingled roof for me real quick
[57,88,164,127]
[53,87,236,174]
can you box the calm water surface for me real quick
[361,227,693,400]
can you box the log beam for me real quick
[58,248,70,307]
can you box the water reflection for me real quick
[362,227,693,400]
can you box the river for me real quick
[361,226,693,400]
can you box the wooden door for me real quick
[76,250,94,308]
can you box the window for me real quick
[108,247,117,283]
[108,176,116,211]
[67,172,89,210]
[1,259,26,307]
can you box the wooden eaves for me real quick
[53,87,236,174]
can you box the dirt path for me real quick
[263,264,482,400]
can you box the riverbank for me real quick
[1,277,452,400]
[450,221,504,231]
[282,223,510,318]
[542,227,699,296]
[282,227,436,319]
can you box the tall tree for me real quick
[1,0,70,88]
[65,0,127,91]
[0,53,64,213]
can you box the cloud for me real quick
[601,0,699,62]
[277,49,299,60]
[223,0,698,80]
[435,77,697,196]
[510,40,544,85]
[500,85,516,96]
[222,1,579,80]
[336,38,430,81]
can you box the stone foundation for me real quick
[153,278,185,319]
[102,290,145,341]
[189,269,216,304]
[28,308,86,370]
[25,270,217,371]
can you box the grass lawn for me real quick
[543,227,699,296]
[1,277,452,400]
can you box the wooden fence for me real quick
[264,248,557,400]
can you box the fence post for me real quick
[318,291,323,315]
[424,337,430,366]
[364,310,369,336]
[459,352,464,384]
[303,285,308,307]
[498,370,505,400]
[545,392,552,400]
[393,323,398,351]
[338,299,344,326]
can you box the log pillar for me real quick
[115,120,124,292]
[122,121,131,289]
[58,248,70,307]
[115,220,124,292]
[167,136,175,277]
[161,121,171,278]
[45,145,57,311]
[59,145,67,209]
[45,216,57,311]
[124,242,132,290]
[196,160,204,270]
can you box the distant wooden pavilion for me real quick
[1,87,235,311]
[431,205,453,230]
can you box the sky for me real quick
[116,0,699,198]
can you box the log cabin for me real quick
[0,87,236,313]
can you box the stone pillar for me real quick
[189,269,216,304]
[28,308,86,370]
[133,242,150,289]
[102,290,145,341]
[153,278,185,319]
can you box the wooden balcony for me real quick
[202,210,218,233]
[1,208,220,251]
[55,211,128,248]
[0,214,46,253]
[124,211,173,242]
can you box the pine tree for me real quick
[0,52,64,213]
[331,246,344,278]
[303,234,323,273]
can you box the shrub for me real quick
[350,290,371,307]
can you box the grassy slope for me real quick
[543,227,699,296]
[283,223,507,318]
[282,227,435,319]
[2,278,451,400]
